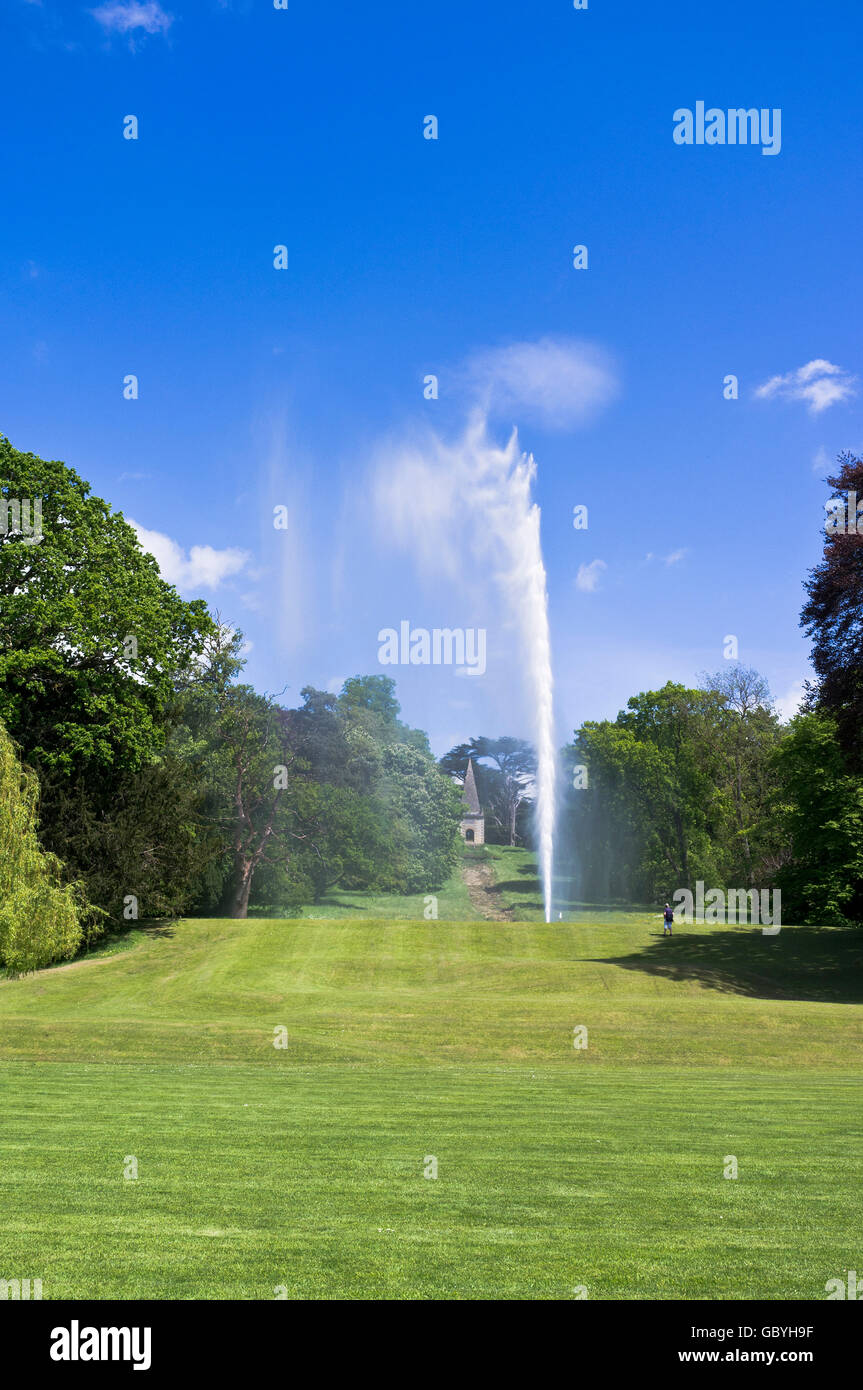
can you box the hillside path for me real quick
[462,859,514,921]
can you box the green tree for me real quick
[0,436,215,919]
[377,742,462,892]
[0,720,101,973]
[565,684,736,901]
[774,712,863,926]
[337,675,431,752]
[0,436,214,777]
[564,675,788,904]
[699,665,786,884]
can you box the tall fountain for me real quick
[375,410,557,920]
[483,424,556,923]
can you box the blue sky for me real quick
[2,0,861,755]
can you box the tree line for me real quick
[0,436,462,968]
[2,436,862,968]
[560,451,863,927]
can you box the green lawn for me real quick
[477,843,654,921]
[0,903,861,1299]
[262,861,481,921]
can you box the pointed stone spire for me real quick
[462,757,481,814]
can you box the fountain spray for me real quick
[374,412,557,921]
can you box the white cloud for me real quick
[756,359,857,414]
[812,445,832,475]
[89,2,173,35]
[575,559,607,593]
[465,337,619,430]
[775,679,807,723]
[130,520,250,592]
[645,549,688,567]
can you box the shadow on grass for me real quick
[100,920,177,949]
[594,926,863,1003]
[140,920,177,938]
[248,900,365,916]
[493,877,542,897]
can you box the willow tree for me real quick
[0,721,98,973]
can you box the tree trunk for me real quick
[229,859,255,918]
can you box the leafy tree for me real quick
[613,683,728,890]
[169,626,310,918]
[563,676,788,904]
[285,686,383,796]
[337,675,430,752]
[0,436,214,777]
[774,711,863,926]
[0,436,215,919]
[284,679,461,892]
[219,691,310,918]
[0,720,101,972]
[175,640,458,913]
[561,721,655,902]
[377,741,462,891]
[699,666,786,883]
[41,753,214,924]
[801,451,863,769]
[564,685,735,901]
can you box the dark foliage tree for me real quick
[801,451,863,769]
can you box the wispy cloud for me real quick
[89,2,173,36]
[575,559,606,593]
[465,337,619,430]
[663,548,687,566]
[756,359,857,414]
[812,444,832,475]
[130,520,250,592]
[644,549,687,567]
[775,679,807,723]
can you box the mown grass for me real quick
[0,902,861,1299]
[266,861,480,921]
